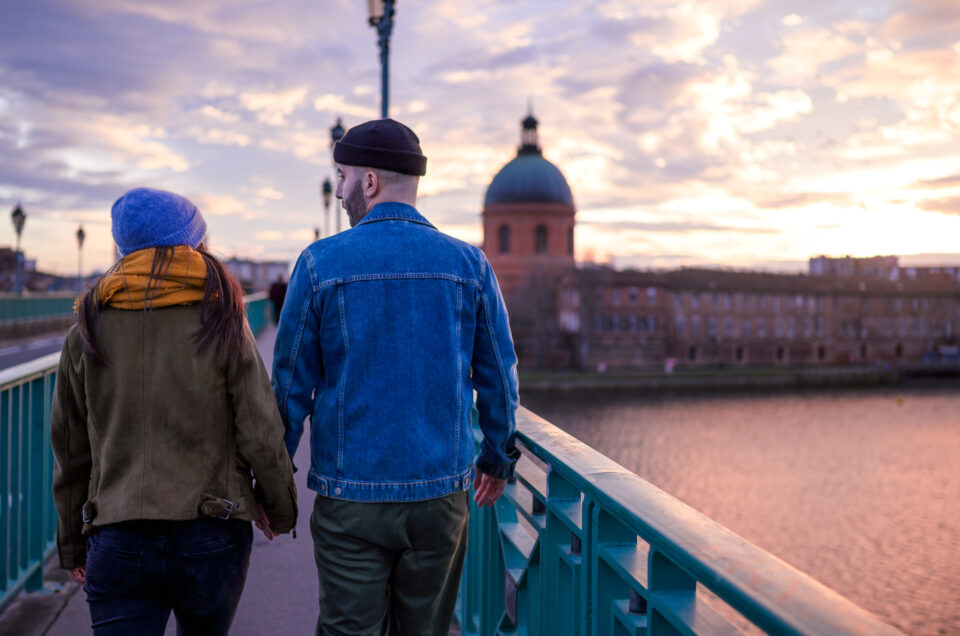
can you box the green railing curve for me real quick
[0,294,272,613]
[457,406,903,636]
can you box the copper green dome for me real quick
[484,111,574,207]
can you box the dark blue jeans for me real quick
[84,517,253,636]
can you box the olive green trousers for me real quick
[311,491,469,636]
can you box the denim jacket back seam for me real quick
[315,272,481,291]
[454,282,463,475]
[336,284,348,477]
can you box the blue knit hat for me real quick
[111,187,207,257]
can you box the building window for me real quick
[646,315,657,333]
[816,316,824,338]
[758,294,766,310]
[647,287,657,306]
[676,316,686,337]
[498,224,511,254]
[735,346,744,362]
[594,315,603,333]
[688,345,697,361]
[775,317,784,338]
[567,226,574,256]
[776,345,785,361]
[692,315,702,337]
[708,317,718,338]
[742,320,750,338]
[773,296,781,313]
[788,317,796,339]
[535,225,548,254]
[611,315,621,332]
[725,317,734,337]
[860,344,868,360]
[629,287,639,305]
[723,294,732,310]
[629,315,639,332]
[691,293,700,309]
[612,289,621,307]
[895,343,903,359]
[817,346,826,361]
[757,318,766,338]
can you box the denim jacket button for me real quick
[334,487,342,495]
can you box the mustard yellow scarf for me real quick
[89,246,208,310]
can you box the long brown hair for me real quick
[77,245,245,366]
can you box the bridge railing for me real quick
[0,293,78,326]
[0,294,271,613]
[458,406,903,636]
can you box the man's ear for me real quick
[362,170,380,198]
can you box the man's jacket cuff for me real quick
[477,448,521,480]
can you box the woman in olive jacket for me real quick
[51,187,297,636]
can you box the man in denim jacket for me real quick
[272,118,520,635]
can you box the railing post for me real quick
[647,548,696,634]
[541,465,582,636]
[590,505,637,636]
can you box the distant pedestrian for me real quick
[273,119,520,635]
[269,275,288,324]
[52,187,297,636]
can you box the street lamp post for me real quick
[10,203,25,293]
[322,177,333,238]
[76,225,86,291]
[330,118,346,234]
[367,0,396,119]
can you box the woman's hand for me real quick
[254,503,276,541]
[69,566,86,584]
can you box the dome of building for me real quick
[483,111,574,208]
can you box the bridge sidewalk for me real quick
[0,323,320,635]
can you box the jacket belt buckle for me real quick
[220,499,235,520]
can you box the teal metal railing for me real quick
[0,294,272,613]
[0,293,77,325]
[0,352,59,614]
[458,407,903,635]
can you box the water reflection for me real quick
[520,386,960,636]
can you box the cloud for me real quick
[767,29,861,84]
[917,197,960,215]
[581,220,776,234]
[240,86,309,126]
[914,174,960,188]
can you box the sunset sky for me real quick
[2,0,960,276]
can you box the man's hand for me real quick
[69,566,86,584]
[254,503,276,541]
[473,468,507,507]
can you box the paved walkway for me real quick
[0,324,321,635]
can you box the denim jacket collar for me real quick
[357,202,436,229]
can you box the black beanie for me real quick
[333,118,427,176]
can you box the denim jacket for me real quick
[272,202,520,502]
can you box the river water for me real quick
[520,386,960,635]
